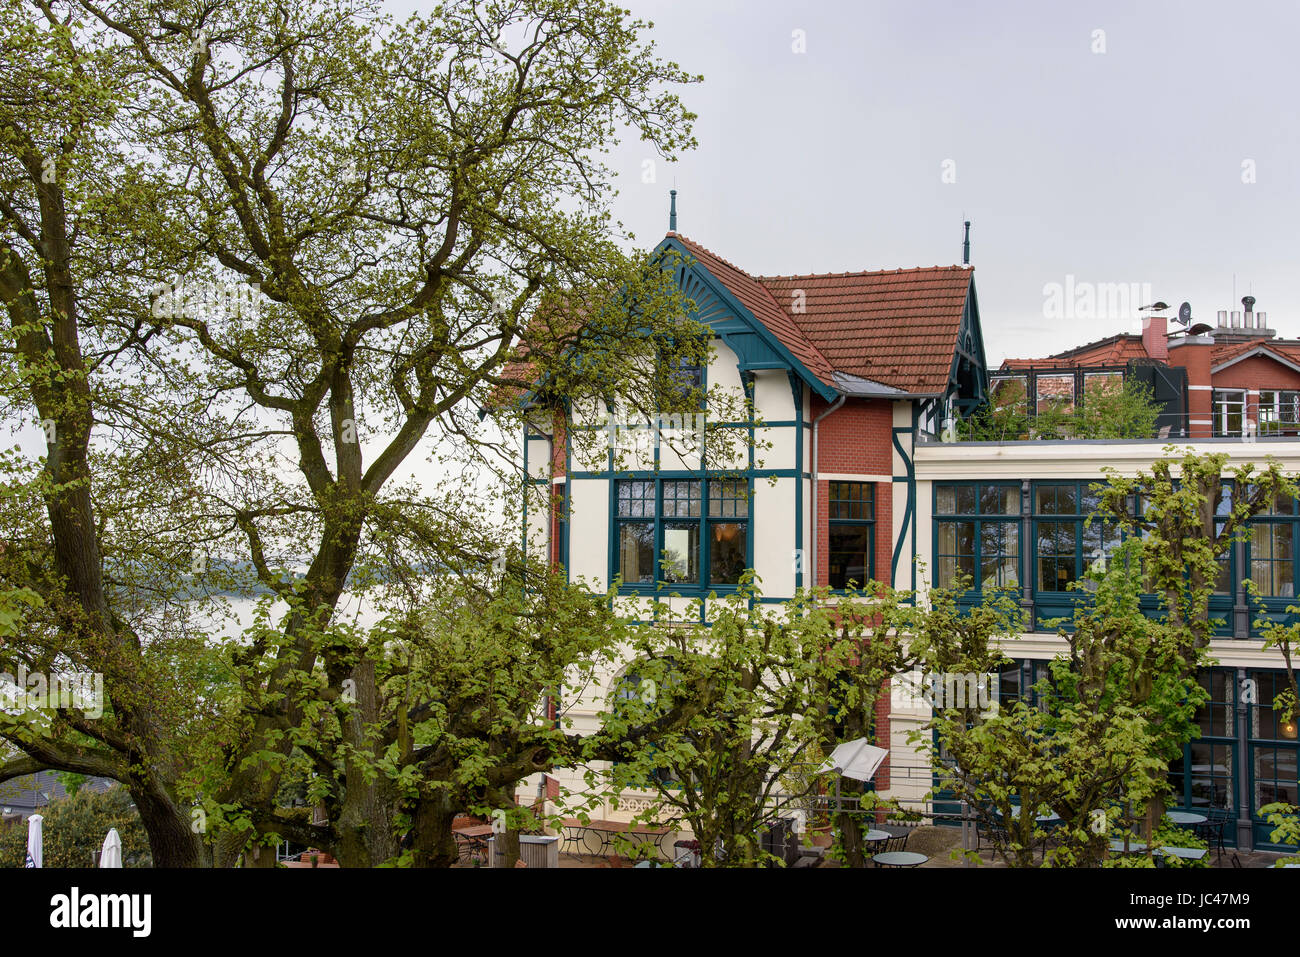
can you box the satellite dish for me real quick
[1176,302,1192,326]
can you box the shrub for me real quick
[0,784,152,868]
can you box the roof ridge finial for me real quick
[962,220,971,266]
[669,189,677,233]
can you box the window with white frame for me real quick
[1212,390,1246,437]
[1258,390,1300,435]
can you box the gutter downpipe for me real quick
[809,394,846,590]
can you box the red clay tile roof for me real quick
[503,235,977,401]
[1001,333,1150,371]
[1210,339,1300,368]
[672,234,973,395]
[671,235,838,387]
[757,266,973,394]
[1004,334,1300,375]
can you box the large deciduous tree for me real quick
[0,0,702,865]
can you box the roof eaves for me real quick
[659,235,839,401]
[1211,345,1300,376]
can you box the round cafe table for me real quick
[872,851,928,868]
[1167,811,1207,826]
[863,829,892,844]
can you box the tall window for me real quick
[617,480,660,585]
[1168,670,1236,815]
[828,482,875,590]
[1213,390,1246,437]
[1248,493,1297,599]
[708,479,748,585]
[615,478,748,589]
[1033,482,1124,593]
[1248,670,1299,847]
[934,483,1020,590]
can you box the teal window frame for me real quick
[1168,669,1237,831]
[932,481,1022,595]
[1246,669,1300,849]
[1031,481,1126,596]
[1247,493,1298,601]
[1030,480,1234,633]
[614,476,751,594]
[828,481,876,591]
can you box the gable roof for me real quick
[669,235,838,387]
[0,770,115,818]
[1210,339,1300,374]
[502,233,979,406]
[670,235,974,396]
[757,265,974,395]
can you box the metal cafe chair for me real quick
[1194,809,1230,864]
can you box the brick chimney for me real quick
[1142,314,1168,361]
[1168,333,1215,438]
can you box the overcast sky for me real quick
[398,0,1300,366]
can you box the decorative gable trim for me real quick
[1211,345,1300,377]
[655,237,840,401]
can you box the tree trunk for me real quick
[410,795,460,868]
[129,779,203,867]
[335,657,400,866]
[835,808,867,868]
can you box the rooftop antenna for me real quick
[669,189,677,233]
[962,220,971,266]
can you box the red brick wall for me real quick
[811,398,895,589]
[812,397,893,474]
[549,409,567,566]
[1211,355,1300,393]
[1168,343,1213,437]
[1213,356,1300,430]
[551,408,567,476]
[874,682,891,791]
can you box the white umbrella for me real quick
[819,738,889,782]
[25,813,43,868]
[99,828,122,868]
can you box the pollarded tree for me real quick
[922,451,1298,866]
[595,580,916,867]
[916,560,1180,868]
[807,583,920,868]
[0,0,705,866]
[1096,448,1298,841]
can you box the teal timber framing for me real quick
[947,277,990,417]
[654,236,837,402]
[891,404,918,592]
[789,372,805,591]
